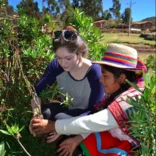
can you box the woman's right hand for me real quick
[30,118,55,135]
[29,114,44,136]
[29,116,40,136]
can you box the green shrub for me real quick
[129,74,156,156]
[70,9,107,60]
[140,32,156,41]
[0,7,55,156]
[146,55,156,73]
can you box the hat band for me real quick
[102,52,137,68]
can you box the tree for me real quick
[47,0,60,15]
[127,0,136,36]
[81,0,103,20]
[46,0,74,15]
[60,0,74,25]
[121,8,131,24]
[109,0,121,20]
[72,0,81,9]
[6,5,14,15]
[0,0,14,15]
[102,10,112,20]
[0,0,8,6]
[17,0,40,18]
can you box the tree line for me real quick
[1,0,132,25]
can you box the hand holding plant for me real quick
[30,96,44,136]
[30,118,55,135]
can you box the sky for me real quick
[8,0,156,21]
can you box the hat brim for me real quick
[93,60,143,71]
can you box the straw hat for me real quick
[93,43,147,71]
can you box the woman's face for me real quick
[56,47,79,71]
[100,66,122,95]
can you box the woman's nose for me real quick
[60,59,65,66]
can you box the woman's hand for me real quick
[57,135,83,156]
[30,118,55,135]
[29,121,34,135]
[47,132,60,143]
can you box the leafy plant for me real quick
[146,55,156,73]
[0,5,55,156]
[70,9,107,60]
[0,124,31,156]
[128,74,156,156]
[40,83,73,106]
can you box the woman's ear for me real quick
[118,73,126,84]
[77,53,82,60]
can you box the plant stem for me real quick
[16,138,31,156]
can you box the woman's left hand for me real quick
[57,135,83,156]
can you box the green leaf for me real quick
[126,79,142,92]
[0,141,6,156]
[0,130,11,136]
[19,126,25,132]
[6,124,14,135]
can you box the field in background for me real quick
[138,52,155,63]
[101,33,155,46]
[100,33,156,63]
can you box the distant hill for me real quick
[141,17,156,24]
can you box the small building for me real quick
[131,21,153,31]
[116,24,128,29]
[94,20,107,28]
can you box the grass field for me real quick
[100,33,156,62]
[101,33,156,46]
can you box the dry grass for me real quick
[138,52,155,63]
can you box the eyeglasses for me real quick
[54,30,77,41]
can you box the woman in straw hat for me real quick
[30,43,146,156]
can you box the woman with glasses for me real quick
[29,26,104,144]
